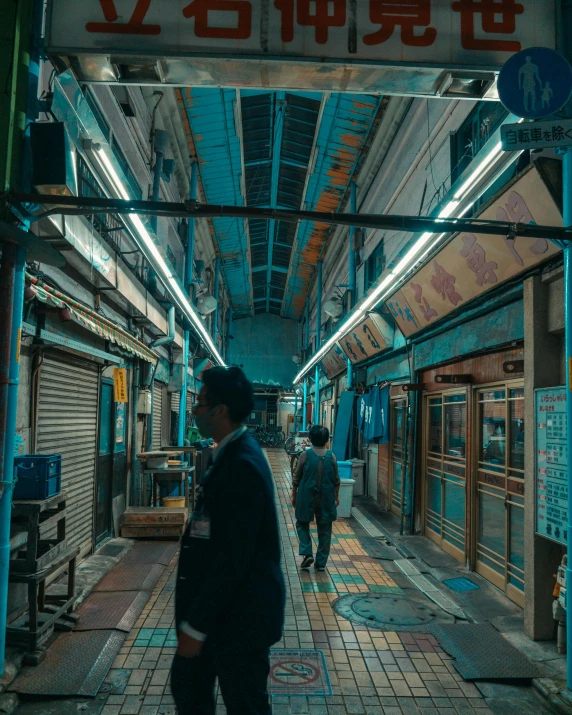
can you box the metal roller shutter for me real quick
[171,391,180,413]
[152,382,163,449]
[36,352,99,558]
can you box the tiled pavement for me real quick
[24,449,546,715]
[96,449,496,715]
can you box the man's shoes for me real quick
[315,566,326,572]
[301,556,314,570]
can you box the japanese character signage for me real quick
[501,119,572,151]
[385,163,561,337]
[321,343,348,380]
[47,1,555,73]
[536,387,567,546]
[337,313,393,365]
[113,367,128,402]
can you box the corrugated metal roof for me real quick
[178,88,381,320]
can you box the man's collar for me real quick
[213,425,247,461]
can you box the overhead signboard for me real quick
[386,162,562,337]
[46,0,555,96]
[338,313,393,365]
[501,119,572,151]
[536,387,567,546]
[321,344,347,381]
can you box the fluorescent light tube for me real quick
[94,147,225,366]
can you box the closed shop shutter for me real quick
[171,391,180,413]
[152,382,163,449]
[36,352,99,558]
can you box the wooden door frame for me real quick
[389,396,407,517]
[421,387,468,564]
[471,378,525,608]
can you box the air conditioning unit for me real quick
[196,294,218,316]
[323,297,343,321]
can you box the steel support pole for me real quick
[564,149,572,688]
[303,379,308,431]
[305,298,310,354]
[213,258,220,345]
[226,307,233,364]
[130,359,140,506]
[150,152,164,234]
[178,332,188,448]
[185,161,198,296]
[0,243,25,675]
[314,261,322,424]
[347,182,357,390]
[294,391,298,434]
[179,161,197,449]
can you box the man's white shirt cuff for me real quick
[179,621,207,641]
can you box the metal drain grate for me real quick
[443,577,480,592]
[75,591,149,632]
[94,563,164,592]
[97,543,126,558]
[122,542,179,566]
[10,630,125,696]
[428,623,541,680]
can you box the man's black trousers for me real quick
[171,643,272,714]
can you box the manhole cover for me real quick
[334,592,442,630]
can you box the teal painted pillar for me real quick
[303,379,308,431]
[213,258,220,345]
[226,306,233,364]
[347,182,357,389]
[314,261,322,424]
[564,150,572,686]
[0,244,26,675]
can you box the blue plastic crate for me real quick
[13,455,62,500]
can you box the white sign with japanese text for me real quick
[47,0,555,70]
[501,119,572,151]
[536,387,567,546]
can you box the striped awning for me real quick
[27,276,158,364]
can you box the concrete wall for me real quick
[231,314,298,387]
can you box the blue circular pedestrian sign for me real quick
[498,47,572,119]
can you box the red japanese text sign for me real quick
[47,0,555,71]
[386,163,561,337]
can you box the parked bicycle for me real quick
[247,424,285,447]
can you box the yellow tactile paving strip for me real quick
[98,449,491,715]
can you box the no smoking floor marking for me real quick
[268,650,332,696]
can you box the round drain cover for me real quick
[353,595,434,627]
[333,592,439,630]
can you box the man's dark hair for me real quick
[202,366,255,424]
[309,425,329,447]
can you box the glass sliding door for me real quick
[476,383,524,606]
[424,391,467,563]
[390,398,406,516]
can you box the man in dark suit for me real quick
[171,366,285,714]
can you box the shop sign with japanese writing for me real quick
[501,119,572,151]
[536,386,567,546]
[113,367,128,402]
[321,344,348,380]
[338,313,393,365]
[386,163,561,337]
[47,0,554,70]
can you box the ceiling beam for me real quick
[18,194,571,241]
[267,91,286,312]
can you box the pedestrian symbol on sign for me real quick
[498,47,572,120]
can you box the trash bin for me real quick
[349,459,366,496]
[338,478,356,518]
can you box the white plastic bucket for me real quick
[338,478,356,518]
